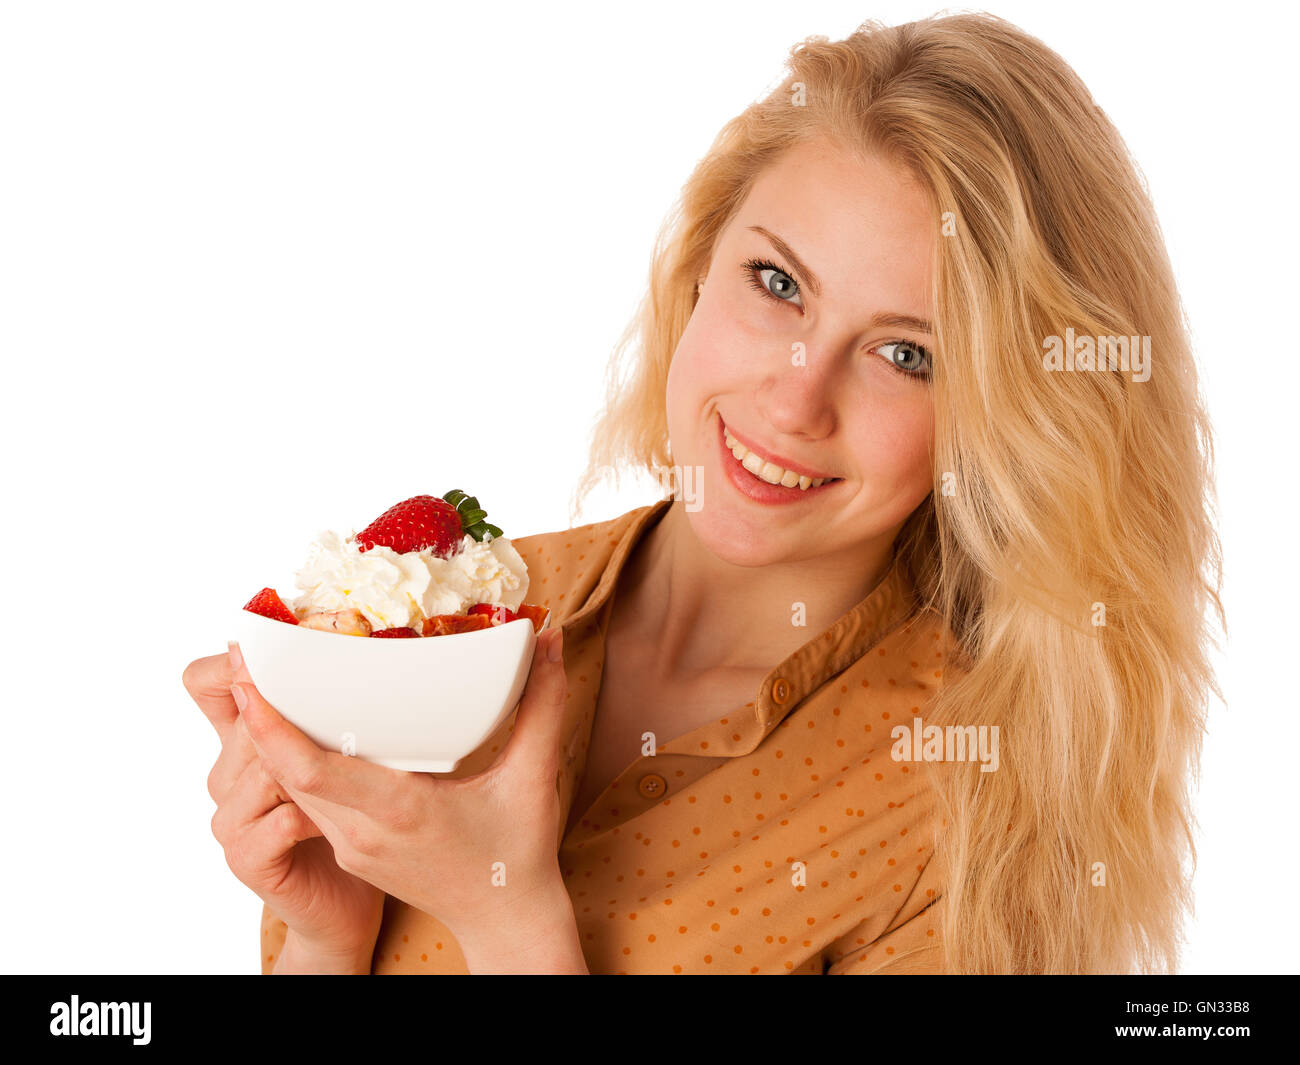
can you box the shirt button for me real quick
[637,773,667,799]
[771,676,791,705]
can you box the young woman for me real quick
[186,11,1220,974]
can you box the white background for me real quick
[1,0,1294,974]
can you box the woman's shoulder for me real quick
[510,499,666,623]
[887,603,969,676]
[512,500,658,559]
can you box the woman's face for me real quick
[665,135,937,568]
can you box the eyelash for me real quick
[740,256,933,381]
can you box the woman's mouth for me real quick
[717,415,844,502]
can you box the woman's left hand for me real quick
[228,625,574,944]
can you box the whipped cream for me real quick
[290,529,529,631]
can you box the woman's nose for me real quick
[754,338,843,439]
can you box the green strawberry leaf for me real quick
[444,489,504,542]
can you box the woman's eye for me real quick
[876,340,932,377]
[759,268,801,305]
[743,259,804,309]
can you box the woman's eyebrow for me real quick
[747,224,934,337]
[871,311,935,337]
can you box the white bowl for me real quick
[230,610,543,772]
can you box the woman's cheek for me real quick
[665,332,704,419]
[673,311,750,395]
[898,402,937,504]
[711,281,789,350]
[859,392,935,506]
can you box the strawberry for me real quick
[514,603,550,633]
[244,587,299,625]
[355,495,464,557]
[371,626,419,638]
[468,603,518,625]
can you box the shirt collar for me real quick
[560,496,919,730]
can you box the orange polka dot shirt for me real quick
[260,497,957,974]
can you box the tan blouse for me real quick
[260,497,958,974]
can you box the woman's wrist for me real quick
[453,872,589,975]
[272,928,375,975]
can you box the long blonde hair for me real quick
[572,11,1223,974]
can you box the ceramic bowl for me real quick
[229,609,543,772]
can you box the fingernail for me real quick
[230,683,248,712]
[547,628,564,663]
[228,641,243,673]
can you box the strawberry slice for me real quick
[370,626,419,638]
[421,613,494,637]
[355,495,463,558]
[514,603,550,633]
[243,587,299,625]
[468,603,518,625]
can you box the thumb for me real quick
[501,627,569,773]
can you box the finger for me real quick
[230,677,404,812]
[211,753,292,843]
[226,800,325,882]
[181,647,241,740]
[275,770,406,866]
[499,626,570,775]
[275,785,349,845]
[206,716,259,803]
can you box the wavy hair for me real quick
[571,11,1223,974]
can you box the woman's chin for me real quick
[682,505,805,569]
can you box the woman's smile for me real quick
[715,412,845,505]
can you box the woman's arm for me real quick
[271,928,377,974]
[453,872,589,975]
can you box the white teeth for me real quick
[725,428,835,491]
[741,450,767,477]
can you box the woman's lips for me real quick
[721,416,841,481]
[717,415,843,503]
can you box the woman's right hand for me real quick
[182,643,385,971]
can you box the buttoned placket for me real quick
[556,498,918,844]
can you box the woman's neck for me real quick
[617,499,897,681]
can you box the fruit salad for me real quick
[241,490,548,638]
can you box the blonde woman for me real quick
[188,11,1220,974]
